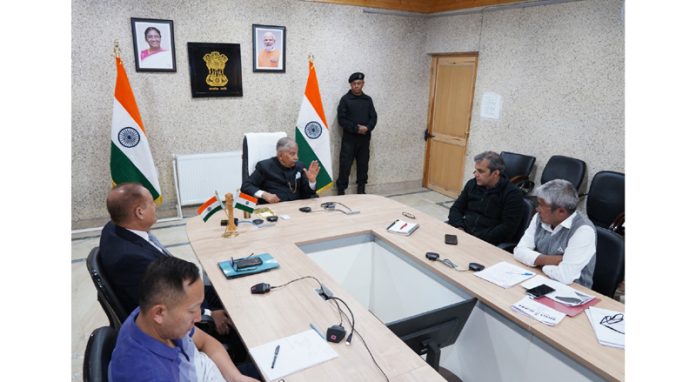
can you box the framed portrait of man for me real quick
[252,24,286,73]
[131,17,177,72]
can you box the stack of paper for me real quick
[521,276,596,307]
[249,329,339,381]
[474,262,535,288]
[386,219,420,236]
[586,306,625,349]
[511,296,565,326]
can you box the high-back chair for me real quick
[591,227,625,299]
[242,132,288,182]
[539,155,587,191]
[83,326,118,382]
[497,197,535,253]
[586,171,625,234]
[86,247,128,329]
[500,151,536,194]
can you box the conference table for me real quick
[186,194,624,382]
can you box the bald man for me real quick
[99,183,234,336]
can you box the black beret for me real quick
[348,72,365,83]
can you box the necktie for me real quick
[148,233,171,256]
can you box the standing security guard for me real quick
[336,72,378,195]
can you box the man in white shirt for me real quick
[513,179,596,287]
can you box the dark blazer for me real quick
[241,157,317,203]
[98,221,168,314]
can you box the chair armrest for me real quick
[496,242,516,253]
[509,175,529,184]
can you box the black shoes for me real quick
[337,188,345,195]
[357,184,366,194]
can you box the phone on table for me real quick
[526,284,555,299]
[444,234,458,245]
[233,257,263,270]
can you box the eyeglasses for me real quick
[600,313,624,334]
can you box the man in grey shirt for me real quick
[513,179,596,287]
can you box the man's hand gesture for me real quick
[303,160,321,183]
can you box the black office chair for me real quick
[539,155,587,192]
[500,151,536,194]
[585,171,624,234]
[591,227,625,299]
[83,326,118,382]
[497,198,535,253]
[86,247,128,329]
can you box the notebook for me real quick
[218,252,279,279]
[386,219,420,236]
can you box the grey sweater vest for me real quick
[534,213,596,288]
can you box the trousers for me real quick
[337,136,370,189]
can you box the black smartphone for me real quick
[233,257,263,270]
[526,284,555,299]
[445,234,458,245]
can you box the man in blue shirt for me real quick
[109,257,260,382]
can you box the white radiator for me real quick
[173,151,243,206]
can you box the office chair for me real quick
[500,151,536,194]
[497,197,535,253]
[591,227,625,299]
[241,132,288,182]
[83,326,118,382]
[539,155,587,191]
[86,247,128,329]
[585,171,624,234]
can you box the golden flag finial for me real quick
[113,40,121,59]
[308,54,314,64]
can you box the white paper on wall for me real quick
[481,91,502,120]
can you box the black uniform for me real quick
[241,157,317,203]
[447,176,525,245]
[336,90,378,191]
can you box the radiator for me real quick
[173,151,243,206]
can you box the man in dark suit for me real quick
[99,183,234,335]
[241,137,321,203]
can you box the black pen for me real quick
[271,344,280,369]
[386,220,398,230]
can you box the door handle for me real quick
[424,129,434,141]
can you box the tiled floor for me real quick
[70,188,451,381]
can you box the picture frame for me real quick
[130,17,176,72]
[187,42,243,98]
[252,24,286,73]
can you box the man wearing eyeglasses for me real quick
[242,137,320,203]
[513,179,596,287]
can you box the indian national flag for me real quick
[111,56,162,204]
[197,195,223,222]
[295,58,333,193]
[235,192,258,213]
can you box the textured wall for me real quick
[424,0,625,194]
[72,0,623,226]
[72,0,429,226]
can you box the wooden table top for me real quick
[186,194,624,381]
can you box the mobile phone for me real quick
[233,257,263,270]
[445,234,458,245]
[526,284,555,299]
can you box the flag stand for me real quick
[223,192,238,237]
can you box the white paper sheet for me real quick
[511,296,565,326]
[474,261,535,288]
[586,306,625,349]
[250,329,339,381]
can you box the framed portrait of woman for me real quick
[252,24,286,73]
[131,17,177,72]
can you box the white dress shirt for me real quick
[127,228,164,254]
[513,212,596,285]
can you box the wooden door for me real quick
[423,54,478,198]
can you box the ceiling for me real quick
[306,0,529,14]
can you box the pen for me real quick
[310,323,325,340]
[507,272,533,276]
[400,223,408,229]
[271,344,280,369]
[386,220,398,230]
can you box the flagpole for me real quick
[113,40,121,59]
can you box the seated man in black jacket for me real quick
[448,151,525,245]
[241,137,321,203]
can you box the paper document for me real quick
[512,296,565,326]
[521,275,595,307]
[474,262,535,288]
[250,329,339,381]
[386,219,420,236]
[586,306,625,349]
